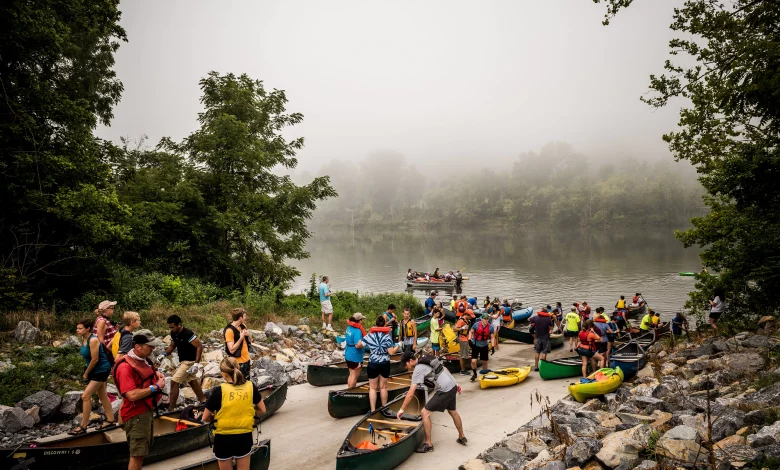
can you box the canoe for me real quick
[443,307,457,323]
[619,321,670,347]
[568,367,625,403]
[256,382,288,421]
[442,354,481,373]
[176,440,271,470]
[328,372,413,419]
[512,307,534,322]
[498,324,534,344]
[609,341,647,380]
[406,279,457,289]
[1,408,211,470]
[307,354,406,387]
[625,304,647,318]
[479,366,531,389]
[336,385,428,470]
[539,356,587,380]
[550,333,564,349]
[679,272,695,276]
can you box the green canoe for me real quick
[539,356,586,380]
[336,386,427,470]
[394,314,432,338]
[498,324,534,344]
[307,354,406,387]
[679,272,695,276]
[328,372,413,419]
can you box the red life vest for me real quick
[632,295,639,303]
[578,330,595,351]
[369,326,391,334]
[473,322,491,342]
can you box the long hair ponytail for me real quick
[220,357,246,385]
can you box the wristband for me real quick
[161,352,167,357]
[149,385,155,394]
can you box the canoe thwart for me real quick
[357,427,408,436]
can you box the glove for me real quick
[186,364,198,375]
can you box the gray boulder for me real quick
[458,459,493,470]
[634,460,658,469]
[687,343,716,359]
[264,322,283,339]
[656,425,709,466]
[744,382,780,406]
[714,352,765,374]
[746,409,773,426]
[504,432,549,458]
[663,425,699,442]
[741,335,773,350]
[631,395,666,414]
[748,420,780,448]
[564,437,601,467]
[535,462,565,470]
[24,405,40,424]
[481,446,526,470]
[711,408,745,442]
[757,443,780,459]
[14,320,40,343]
[0,405,35,433]
[16,390,62,422]
[58,391,83,419]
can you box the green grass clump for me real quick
[0,346,84,406]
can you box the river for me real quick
[288,228,701,314]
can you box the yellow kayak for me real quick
[568,367,624,402]
[479,366,531,389]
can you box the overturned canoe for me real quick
[336,386,428,470]
[539,356,587,380]
[307,354,405,387]
[328,372,414,419]
[498,324,534,344]
[176,440,271,470]
[479,366,531,389]
[609,341,647,380]
[568,367,624,403]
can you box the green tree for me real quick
[162,72,336,289]
[0,0,129,306]
[596,0,780,315]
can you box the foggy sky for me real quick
[97,0,684,168]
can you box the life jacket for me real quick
[632,295,639,304]
[112,355,158,412]
[593,315,606,323]
[110,328,133,358]
[213,381,255,435]
[456,302,466,317]
[502,306,513,322]
[473,322,491,342]
[578,330,596,351]
[369,326,391,334]
[417,355,444,389]
[401,319,415,343]
[616,299,626,309]
[223,323,250,358]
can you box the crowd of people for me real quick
[406,268,463,285]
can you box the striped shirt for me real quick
[360,332,394,364]
[93,315,117,348]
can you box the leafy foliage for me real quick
[0,346,84,405]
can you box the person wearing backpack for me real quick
[163,315,207,411]
[113,311,141,363]
[69,318,115,435]
[224,308,252,380]
[113,329,165,470]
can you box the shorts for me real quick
[471,345,489,361]
[431,344,440,351]
[171,361,197,385]
[213,432,253,460]
[597,342,608,353]
[239,361,250,380]
[491,320,500,329]
[616,318,627,329]
[125,410,154,457]
[367,362,391,379]
[459,340,470,359]
[577,348,595,358]
[607,335,617,343]
[321,300,333,314]
[87,369,110,383]
[534,338,551,354]
[564,330,578,338]
[346,360,361,370]
[425,386,457,412]
[709,311,722,320]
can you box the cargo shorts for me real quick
[125,409,154,457]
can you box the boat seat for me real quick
[104,427,127,443]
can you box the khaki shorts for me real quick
[321,300,333,314]
[125,410,154,457]
[171,361,197,385]
[459,340,470,359]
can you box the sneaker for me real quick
[326,325,334,331]
[460,371,470,376]
[456,436,468,446]
[322,323,327,329]
[470,373,477,382]
[415,443,434,453]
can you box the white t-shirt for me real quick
[711,296,724,313]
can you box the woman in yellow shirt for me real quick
[203,357,266,469]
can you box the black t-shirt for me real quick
[171,327,198,361]
[205,382,262,413]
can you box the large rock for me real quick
[264,322,283,339]
[656,425,709,466]
[711,408,745,442]
[203,361,221,377]
[757,443,780,459]
[201,376,225,390]
[631,396,666,414]
[596,424,652,469]
[24,405,40,424]
[747,420,780,447]
[459,459,493,470]
[565,437,601,467]
[504,432,549,458]
[741,335,774,350]
[202,349,224,362]
[634,461,658,470]
[713,352,765,374]
[743,382,780,406]
[0,405,35,432]
[58,391,83,419]
[16,390,62,422]
[713,439,759,468]
[745,409,773,426]
[14,320,40,343]
[481,446,526,469]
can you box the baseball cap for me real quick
[401,351,416,364]
[481,313,490,320]
[98,300,117,310]
[353,312,366,321]
[132,329,163,347]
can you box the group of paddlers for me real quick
[407,268,463,284]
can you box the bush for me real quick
[0,346,84,406]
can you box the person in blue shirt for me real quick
[425,292,437,315]
[672,311,689,336]
[382,304,399,343]
[467,297,478,308]
[344,313,366,388]
[319,275,333,331]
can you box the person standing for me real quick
[202,357,267,470]
[382,304,399,343]
[425,292,437,315]
[709,288,725,331]
[593,307,610,360]
[397,352,467,453]
[605,313,619,363]
[530,306,554,372]
[70,319,115,435]
[468,313,494,382]
[357,316,401,412]
[578,301,591,322]
[163,315,207,411]
[449,295,457,312]
[430,307,443,357]
[672,311,689,336]
[489,303,501,353]
[319,276,333,331]
[114,311,141,363]
[113,329,166,470]
[344,313,366,388]
[400,307,418,353]
[576,320,604,378]
[224,308,252,379]
[564,307,581,352]
[454,311,472,375]
[93,300,118,350]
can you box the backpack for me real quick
[417,355,444,389]
[110,328,133,358]
[223,324,251,358]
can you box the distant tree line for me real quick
[311,142,705,230]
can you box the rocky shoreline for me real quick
[0,318,346,447]
[461,327,780,470]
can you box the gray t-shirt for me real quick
[118,329,133,354]
[411,363,457,393]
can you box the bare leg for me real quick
[534,352,540,370]
[581,357,588,377]
[235,455,251,470]
[378,375,389,406]
[169,381,180,412]
[96,382,114,423]
[447,409,465,439]
[368,377,378,411]
[421,408,433,446]
[217,459,233,470]
[128,456,144,470]
[189,379,206,403]
[80,380,101,429]
[347,366,360,389]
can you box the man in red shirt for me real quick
[113,329,165,470]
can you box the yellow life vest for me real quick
[616,299,626,309]
[214,381,255,435]
[405,320,415,338]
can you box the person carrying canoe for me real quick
[356,316,401,412]
[114,329,166,470]
[564,307,580,352]
[164,314,207,411]
[530,306,556,372]
[382,304,399,343]
[70,318,116,435]
[430,307,443,356]
[454,306,472,375]
[400,307,418,353]
[468,313,494,382]
[319,275,334,331]
[202,356,267,469]
[398,352,467,453]
[224,308,252,380]
[576,320,604,378]
[344,313,367,388]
